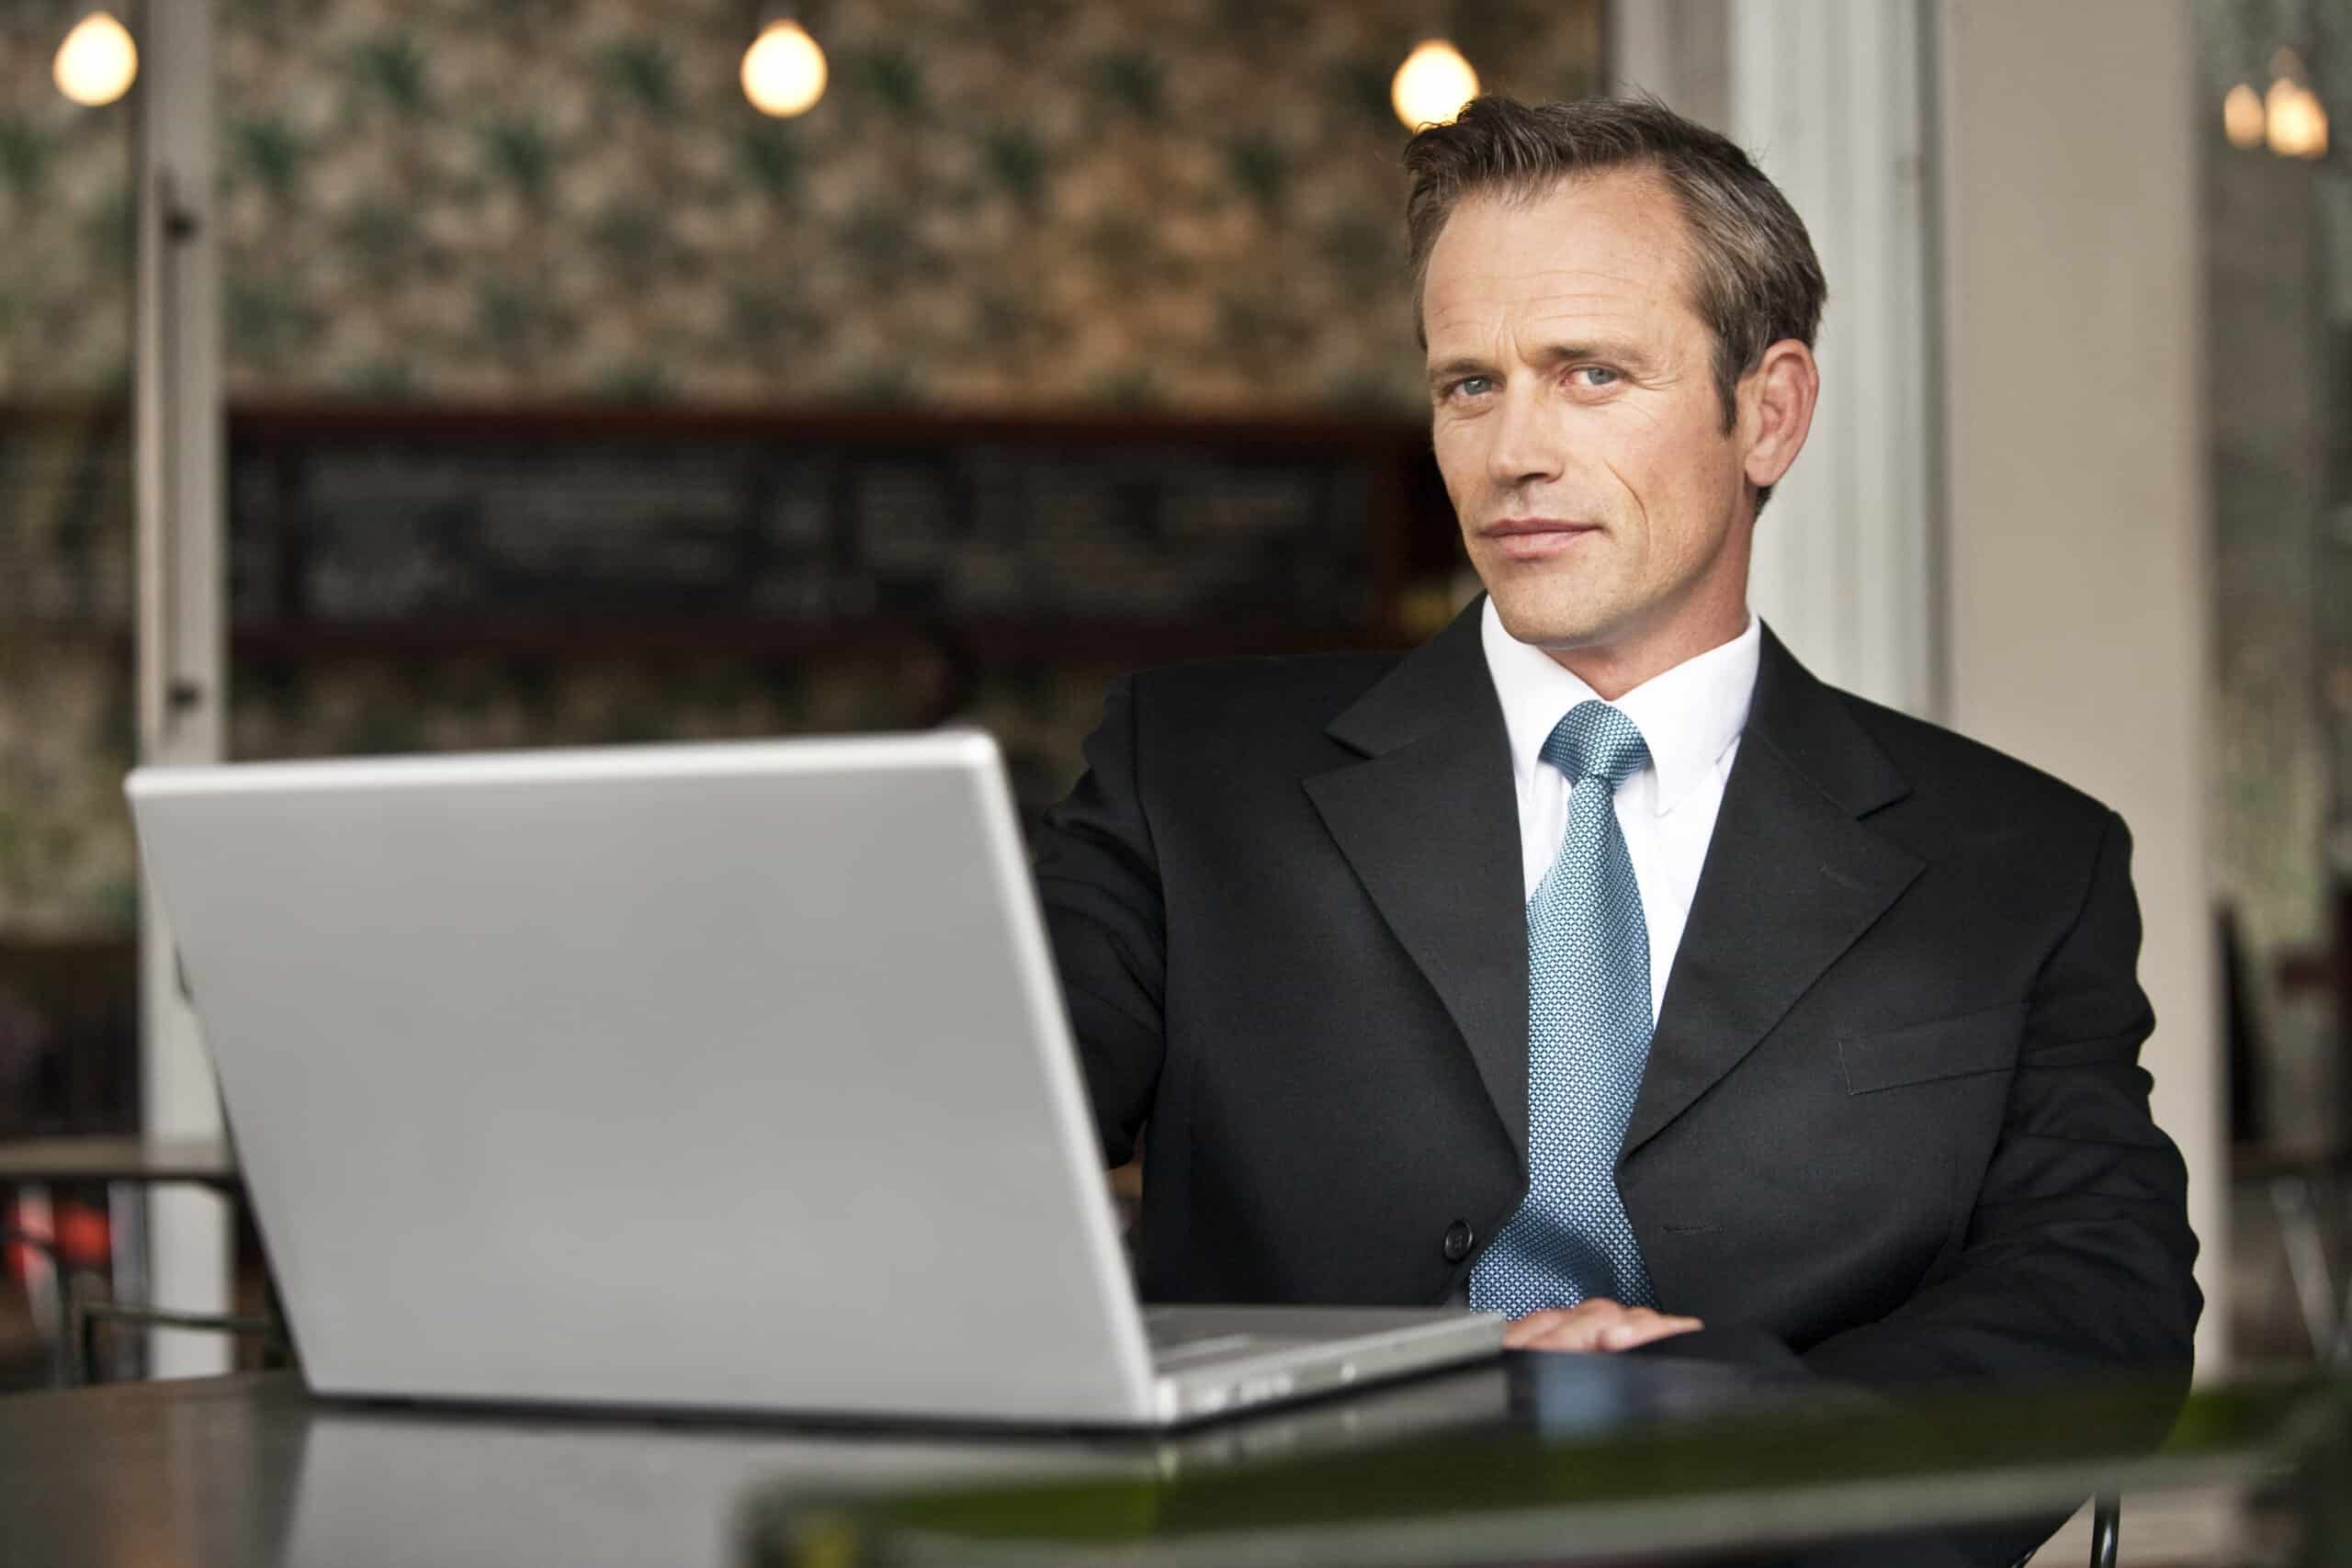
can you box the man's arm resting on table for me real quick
[1800,810,2201,1395]
[1629,811,2200,1402]
[1634,817,2196,1568]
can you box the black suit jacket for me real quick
[1034,600,2199,1393]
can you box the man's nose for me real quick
[1485,381,1565,489]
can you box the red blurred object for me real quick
[4,1198,109,1277]
[55,1201,109,1269]
[3,1200,45,1280]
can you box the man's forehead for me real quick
[1422,172,1698,342]
[1424,269,1657,331]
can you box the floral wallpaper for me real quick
[0,637,136,937]
[213,0,1601,408]
[2,0,1606,405]
[0,0,133,953]
[0,4,132,399]
[0,0,1603,937]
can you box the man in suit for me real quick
[1035,96,2199,1399]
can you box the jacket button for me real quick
[1442,1220,1475,1263]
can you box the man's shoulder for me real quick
[1123,647,1408,734]
[1814,680,2117,835]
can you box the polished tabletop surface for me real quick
[0,1353,2330,1568]
[0,1352,1825,1568]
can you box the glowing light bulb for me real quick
[2224,83,2266,148]
[1391,39,1478,131]
[53,10,137,107]
[742,18,827,118]
[2267,78,2328,160]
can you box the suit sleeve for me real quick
[1031,674,1168,1168]
[1803,810,2203,1394]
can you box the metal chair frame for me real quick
[68,1295,286,1386]
[2089,1495,2120,1568]
[2015,1495,2122,1568]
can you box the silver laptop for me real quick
[127,731,1501,1427]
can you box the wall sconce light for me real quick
[53,9,138,107]
[2229,46,2329,161]
[2266,77,2329,159]
[2224,82,2266,148]
[1391,39,1478,131]
[743,15,829,118]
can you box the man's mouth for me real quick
[1480,518,1603,559]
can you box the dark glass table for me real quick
[0,1353,2335,1568]
[751,1366,2350,1568]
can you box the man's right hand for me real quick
[1502,1299,1704,1352]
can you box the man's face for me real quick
[1423,172,1755,670]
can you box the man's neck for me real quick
[1541,608,1752,701]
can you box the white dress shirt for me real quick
[1479,598,1761,1021]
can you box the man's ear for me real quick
[1738,339,1820,491]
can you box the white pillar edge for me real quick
[135,0,232,1378]
[1727,0,1939,718]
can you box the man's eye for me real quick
[1449,375,1494,399]
[1572,366,1621,389]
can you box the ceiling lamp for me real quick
[53,10,137,107]
[742,17,828,118]
[1391,39,1478,131]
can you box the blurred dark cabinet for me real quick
[226,406,1460,665]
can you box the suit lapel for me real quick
[1298,610,1924,1168]
[1303,602,1532,1159]
[1621,627,1923,1157]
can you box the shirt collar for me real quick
[1479,595,1761,817]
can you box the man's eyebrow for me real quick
[1529,339,1659,374]
[1427,355,1493,383]
[1425,340,1661,382]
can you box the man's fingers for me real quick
[1515,1319,1610,1351]
[1597,1311,1703,1350]
[1502,1301,1704,1353]
[1500,1300,1617,1349]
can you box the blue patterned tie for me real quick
[1468,700,1658,1314]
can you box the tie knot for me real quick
[1541,701,1650,787]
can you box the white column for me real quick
[1935,0,2226,1373]
[136,0,231,1378]
[1727,0,1939,716]
[1610,0,1731,130]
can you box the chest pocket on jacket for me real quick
[1837,1002,2028,1095]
